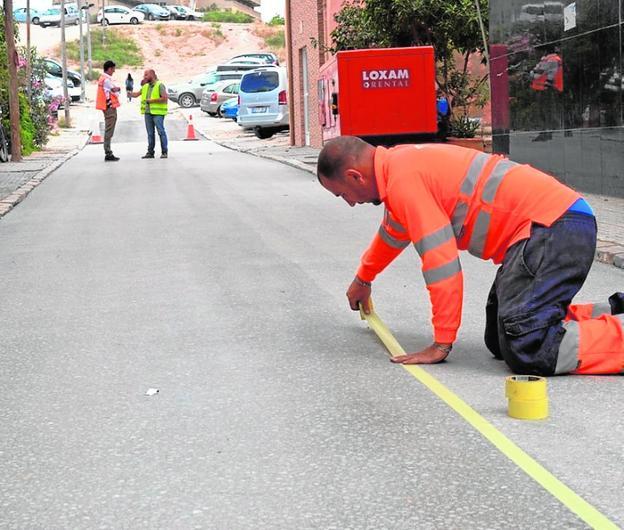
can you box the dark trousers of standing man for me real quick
[103,106,118,156]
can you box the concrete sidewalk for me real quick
[182,109,624,270]
[0,104,92,219]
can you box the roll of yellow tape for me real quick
[505,375,548,420]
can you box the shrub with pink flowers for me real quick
[1,12,54,154]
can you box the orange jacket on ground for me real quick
[96,74,120,111]
[357,144,579,344]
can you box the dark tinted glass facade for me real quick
[490,0,624,196]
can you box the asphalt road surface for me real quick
[1,128,623,528]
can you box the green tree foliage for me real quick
[331,0,490,122]
[268,15,285,26]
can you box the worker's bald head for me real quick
[144,69,157,83]
[317,136,372,182]
[317,136,380,207]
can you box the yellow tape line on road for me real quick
[360,307,619,530]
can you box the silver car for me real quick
[238,67,289,138]
[168,70,246,108]
[200,80,240,116]
[39,5,79,27]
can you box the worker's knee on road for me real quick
[484,325,503,359]
[499,308,566,376]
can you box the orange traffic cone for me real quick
[184,114,199,141]
[89,116,103,144]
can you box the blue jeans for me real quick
[484,212,598,375]
[144,113,168,154]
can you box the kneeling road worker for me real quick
[317,136,624,376]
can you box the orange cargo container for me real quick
[318,46,438,145]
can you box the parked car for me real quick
[224,58,267,66]
[97,6,144,25]
[220,97,239,121]
[39,5,79,27]
[13,7,42,24]
[44,58,83,101]
[200,80,240,116]
[217,59,269,73]
[133,3,170,21]
[44,75,78,103]
[230,52,279,66]
[164,5,187,19]
[238,66,289,138]
[168,70,246,108]
[175,5,203,20]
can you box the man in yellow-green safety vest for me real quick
[128,69,169,159]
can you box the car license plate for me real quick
[252,107,267,113]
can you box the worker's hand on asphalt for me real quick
[390,343,452,365]
[347,276,371,314]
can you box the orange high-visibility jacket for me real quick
[357,145,579,344]
[96,75,120,111]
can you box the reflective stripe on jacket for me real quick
[356,144,579,344]
[141,81,168,115]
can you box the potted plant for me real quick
[447,114,486,150]
[440,60,490,151]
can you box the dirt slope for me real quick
[25,21,269,84]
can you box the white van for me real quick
[237,67,289,139]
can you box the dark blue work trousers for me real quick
[484,212,597,375]
[145,113,168,155]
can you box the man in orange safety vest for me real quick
[317,136,624,376]
[95,60,121,162]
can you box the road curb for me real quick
[218,140,316,175]
[0,135,89,220]
[595,240,624,270]
[178,111,316,175]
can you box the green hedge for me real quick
[18,92,36,155]
[202,10,253,23]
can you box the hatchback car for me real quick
[44,58,83,101]
[13,7,42,24]
[164,6,186,19]
[238,67,289,138]
[97,6,144,25]
[200,80,240,116]
[133,3,170,20]
[168,70,246,108]
[220,97,239,121]
[39,5,79,27]
[175,5,203,20]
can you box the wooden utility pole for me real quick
[78,0,86,101]
[101,0,106,43]
[60,0,71,125]
[3,0,23,161]
[86,3,93,79]
[26,0,32,100]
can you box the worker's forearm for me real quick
[357,232,406,282]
